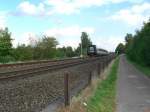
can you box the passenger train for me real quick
[87,45,109,56]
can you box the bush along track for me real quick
[87,57,119,112]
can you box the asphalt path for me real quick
[117,55,150,112]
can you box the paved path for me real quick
[117,55,150,112]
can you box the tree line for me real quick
[115,19,150,66]
[0,28,92,63]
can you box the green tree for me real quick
[34,36,58,59]
[125,33,133,44]
[55,47,66,58]
[65,46,75,57]
[0,28,14,63]
[0,28,12,56]
[125,19,150,66]
[56,46,76,58]
[13,44,34,61]
[115,43,125,55]
[124,33,134,59]
[81,32,92,49]
[76,32,92,56]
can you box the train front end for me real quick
[87,45,97,56]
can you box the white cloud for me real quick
[45,0,144,15]
[0,12,6,29]
[110,3,150,26]
[45,0,80,15]
[57,40,80,48]
[17,1,45,16]
[45,25,94,37]
[45,0,104,15]
[108,0,143,4]
[12,32,37,47]
[12,25,94,48]
[16,0,144,16]
[11,26,124,51]
[44,25,124,51]
[94,36,124,51]
[45,25,95,47]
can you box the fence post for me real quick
[98,63,100,75]
[102,61,104,72]
[103,60,105,70]
[88,71,92,85]
[100,62,102,73]
[103,58,106,70]
[107,57,109,66]
[64,72,70,106]
[105,58,107,67]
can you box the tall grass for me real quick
[87,58,119,112]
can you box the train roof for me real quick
[88,45,108,52]
[97,48,108,52]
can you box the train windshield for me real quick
[89,47,94,52]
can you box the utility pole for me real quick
[80,36,83,58]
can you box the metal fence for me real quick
[64,54,115,106]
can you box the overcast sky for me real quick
[0,0,150,51]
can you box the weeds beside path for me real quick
[87,58,119,112]
[57,58,119,112]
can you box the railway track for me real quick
[0,55,114,112]
[0,58,82,71]
[0,57,103,80]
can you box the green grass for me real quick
[86,58,119,112]
[127,58,150,77]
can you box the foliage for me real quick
[0,55,15,63]
[87,58,119,112]
[115,43,125,55]
[0,28,92,63]
[125,19,150,66]
[0,28,14,63]
[56,46,76,58]
[13,44,34,61]
[0,28,12,56]
[12,36,59,61]
[81,32,92,48]
[55,47,66,58]
[34,36,58,59]
[65,46,76,57]
[76,32,92,56]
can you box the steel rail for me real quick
[0,57,82,68]
[0,58,83,73]
[0,57,102,80]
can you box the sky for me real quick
[0,0,150,51]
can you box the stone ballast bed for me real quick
[0,60,99,112]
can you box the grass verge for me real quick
[127,58,150,77]
[86,57,119,112]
